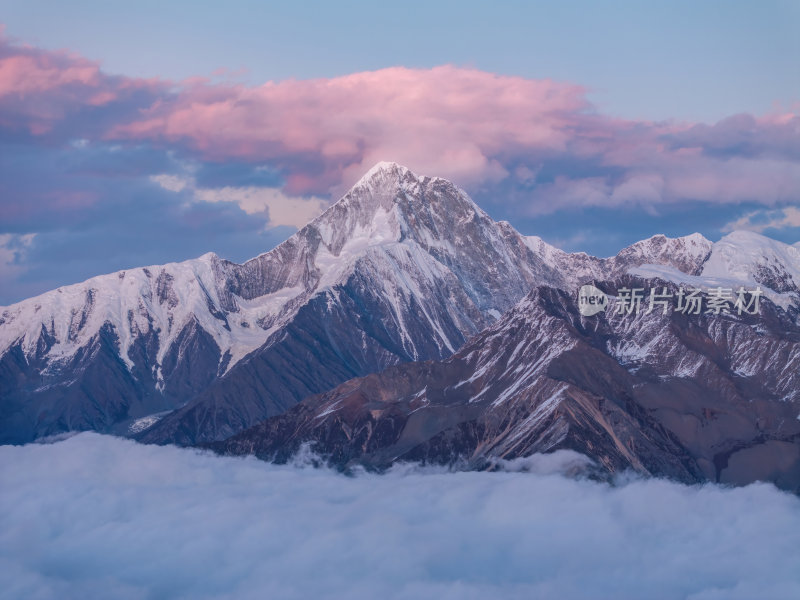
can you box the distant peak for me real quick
[198,251,219,261]
[719,229,772,242]
[683,232,711,244]
[715,230,799,254]
[623,232,712,252]
[649,232,710,244]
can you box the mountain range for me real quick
[213,276,800,489]
[1,162,799,489]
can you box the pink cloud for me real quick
[0,30,162,135]
[0,54,98,95]
[1,28,798,211]
[107,65,590,194]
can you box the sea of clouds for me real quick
[1,433,799,600]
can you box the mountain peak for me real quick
[347,161,423,197]
[719,229,778,245]
[683,232,712,245]
[304,164,413,251]
[712,230,800,261]
[305,161,484,256]
[613,232,712,276]
[360,161,413,180]
[643,232,711,247]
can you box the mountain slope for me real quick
[135,166,719,445]
[2,162,795,446]
[134,163,575,444]
[211,275,800,490]
[2,162,559,443]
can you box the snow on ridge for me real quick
[702,230,800,283]
[522,235,570,262]
[629,263,797,311]
[236,162,414,265]
[618,232,712,262]
[313,207,400,291]
[356,160,411,184]
[0,251,216,311]
[0,253,291,375]
[621,231,800,305]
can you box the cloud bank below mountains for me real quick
[2,433,799,600]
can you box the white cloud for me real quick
[1,433,799,600]
[194,186,328,228]
[723,206,800,233]
[0,233,36,280]
[610,173,665,207]
[149,173,190,193]
[150,174,328,229]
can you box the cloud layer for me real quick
[723,206,800,234]
[3,30,798,206]
[1,433,799,600]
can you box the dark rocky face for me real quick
[210,276,800,492]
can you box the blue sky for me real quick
[0,0,798,304]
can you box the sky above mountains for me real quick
[0,1,798,304]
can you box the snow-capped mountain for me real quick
[135,161,608,445]
[212,275,800,491]
[701,230,800,294]
[1,162,552,443]
[1,162,797,445]
[523,230,713,282]
[631,230,800,317]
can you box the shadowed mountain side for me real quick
[210,278,800,491]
